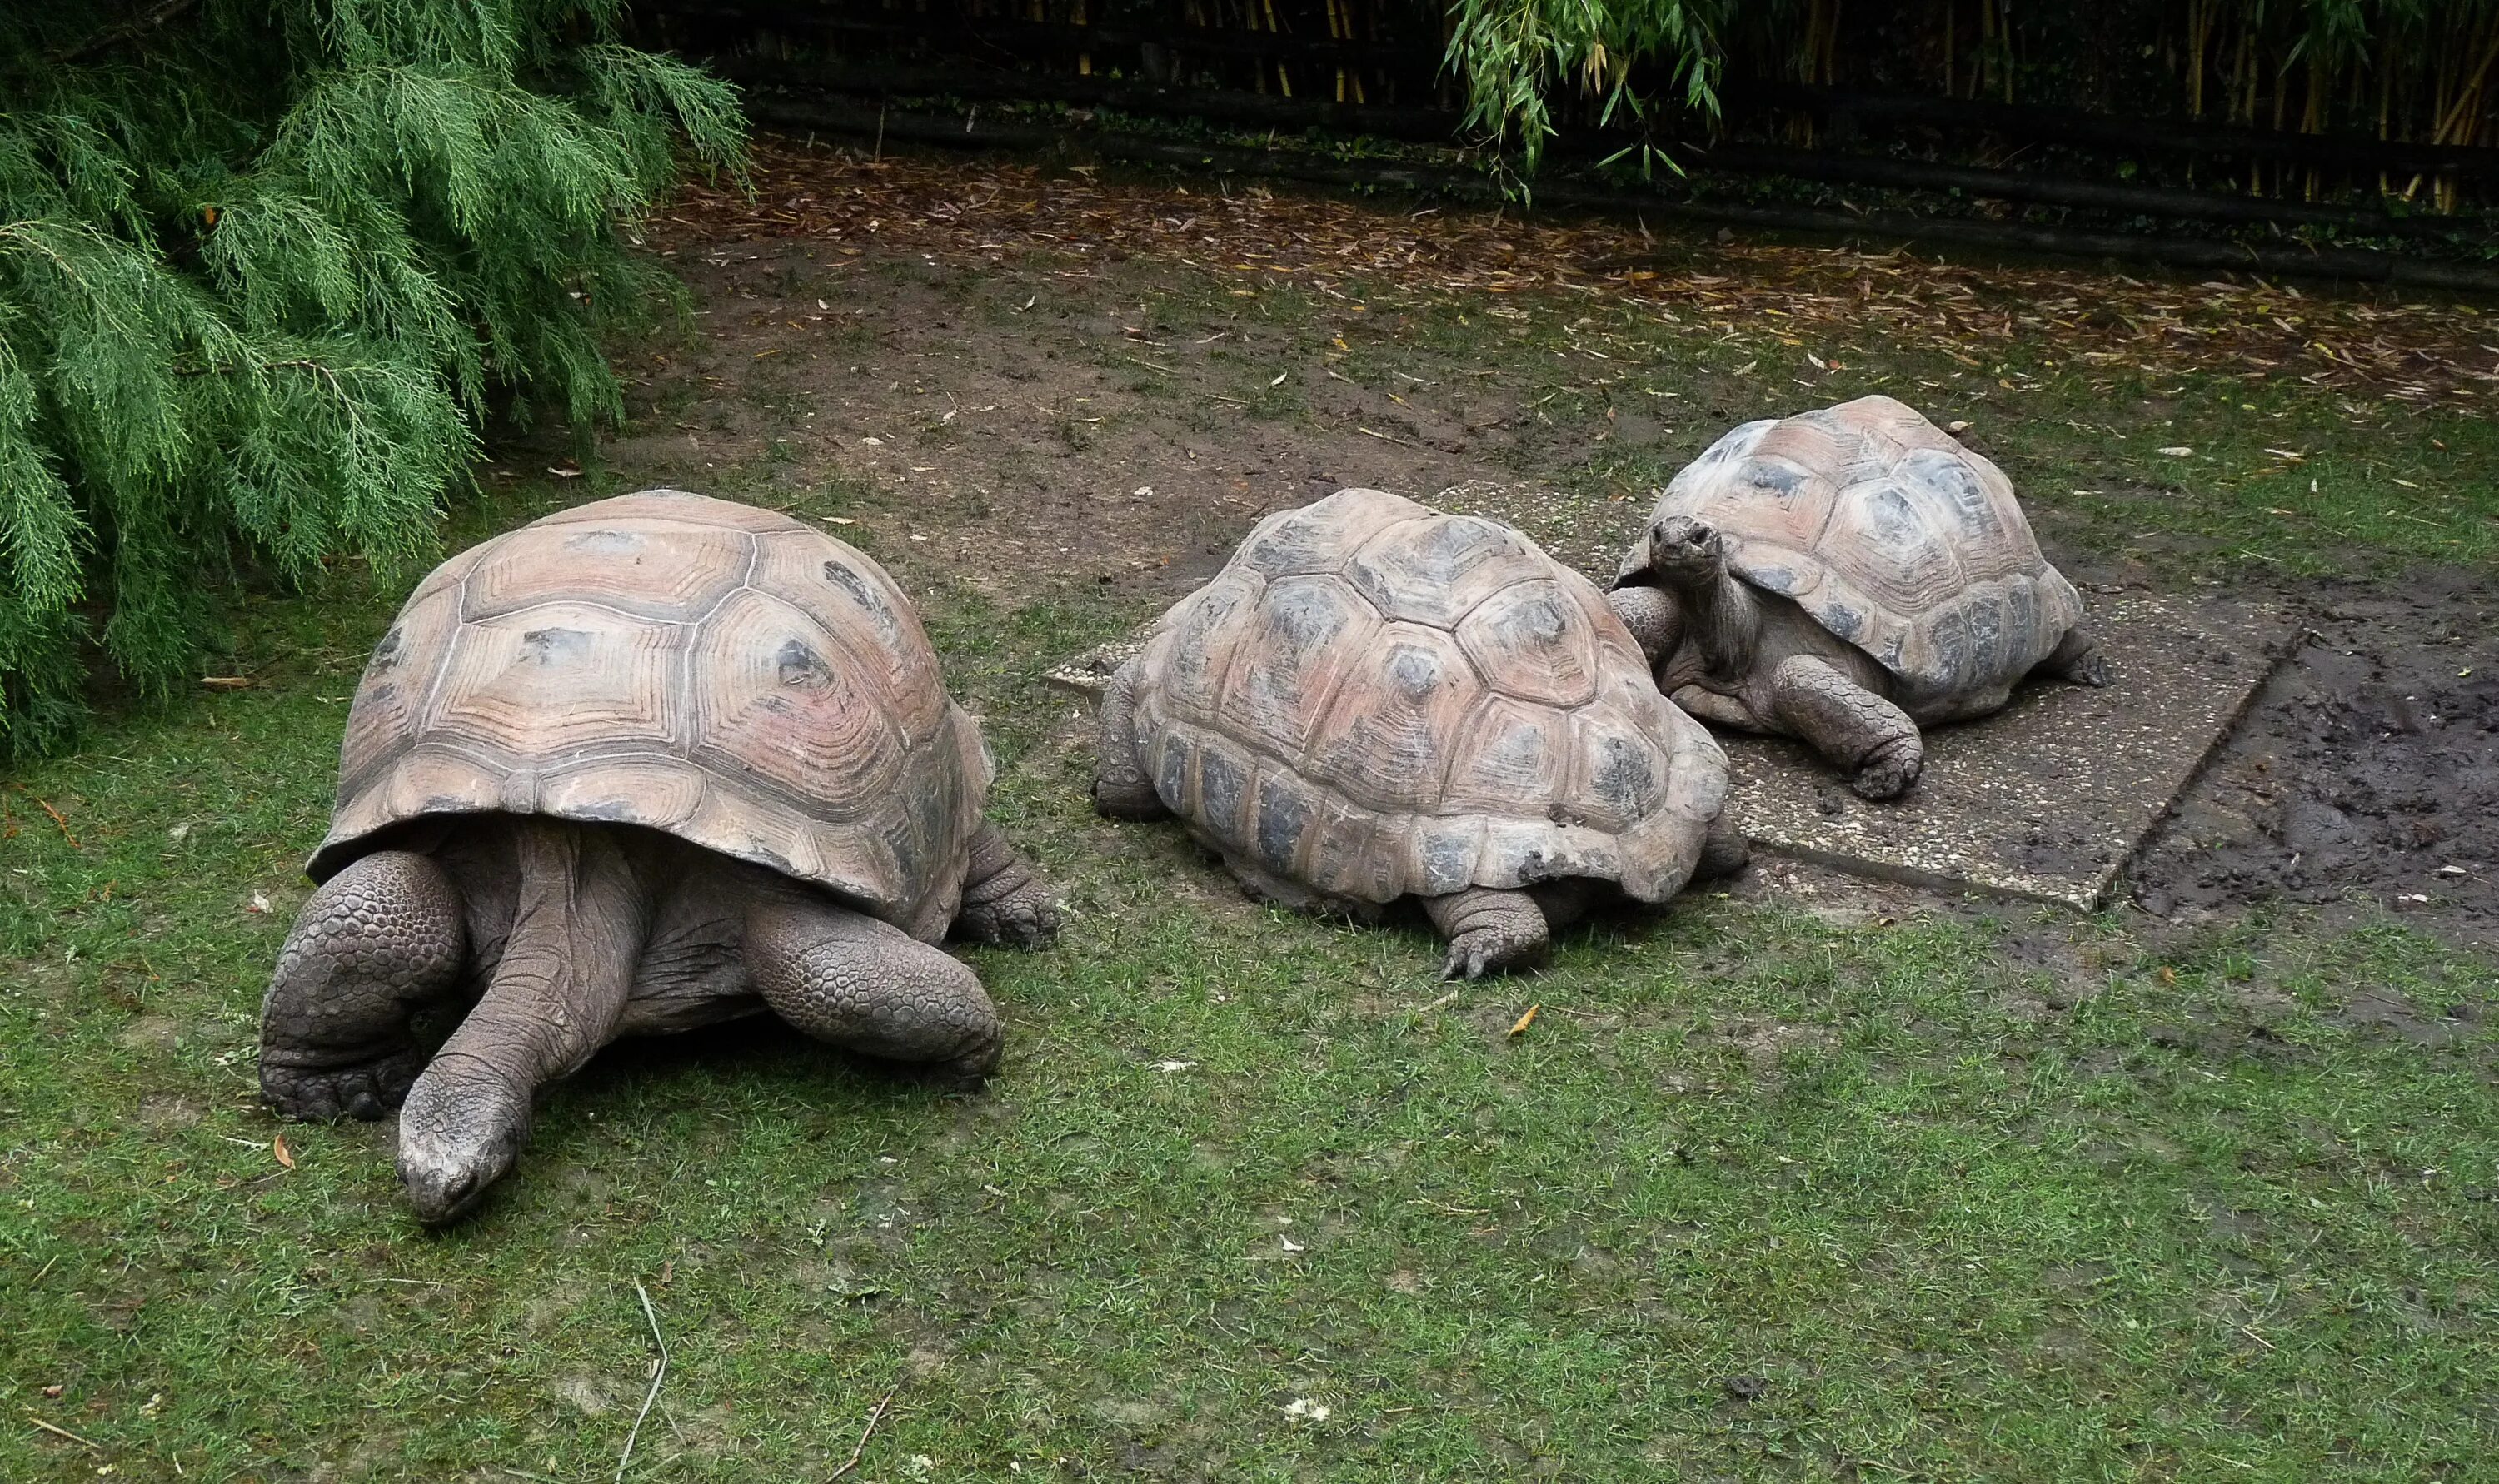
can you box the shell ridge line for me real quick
[491,595,706,626]
[690,528,766,627]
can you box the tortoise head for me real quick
[1644,515,1726,591]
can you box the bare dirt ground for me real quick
[2131,576,2499,949]
[560,140,2499,950]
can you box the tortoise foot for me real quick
[263,1046,427,1123]
[1425,888,1551,980]
[1850,738,1923,801]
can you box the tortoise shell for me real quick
[1619,395,2084,707]
[1131,489,1728,905]
[309,490,991,943]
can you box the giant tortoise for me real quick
[1094,487,1741,979]
[260,490,1056,1223]
[1609,396,2106,799]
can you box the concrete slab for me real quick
[1711,590,2292,908]
[1047,484,2296,910]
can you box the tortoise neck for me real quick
[1676,566,1758,678]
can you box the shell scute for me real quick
[424,604,681,759]
[1305,625,1482,814]
[1344,512,1548,630]
[461,520,751,624]
[1235,487,1420,576]
[1214,575,1380,760]
[1458,579,1598,708]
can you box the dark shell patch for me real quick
[776,638,836,690]
[1254,780,1314,874]
[517,628,592,665]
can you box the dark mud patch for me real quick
[2130,574,2499,948]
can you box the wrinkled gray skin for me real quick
[1607,515,2107,800]
[1091,660,1747,979]
[260,814,1055,1223]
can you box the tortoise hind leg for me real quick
[1090,656,1168,821]
[748,892,1002,1085]
[952,823,1060,949]
[2037,626,2109,687]
[1423,888,1550,980]
[261,850,468,1123]
[1767,655,1924,801]
[1695,811,1751,879]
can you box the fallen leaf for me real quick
[1150,1059,1196,1073]
[822,515,856,525]
[199,675,252,690]
[547,465,582,478]
[272,1133,296,1170]
[1509,1004,1541,1037]
[1283,1397,1329,1422]
[167,822,191,843]
[1945,420,1972,434]
[247,892,272,914]
[2157,446,2194,457]
[1133,486,1155,497]
[1269,371,1288,386]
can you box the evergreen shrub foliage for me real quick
[0,1,744,757]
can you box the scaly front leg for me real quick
[261,851,469,1122]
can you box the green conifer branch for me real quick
[0,0,747,756]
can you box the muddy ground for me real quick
[2131,576,2499,948]
[527,165,2499,957]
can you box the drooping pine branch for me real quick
[0,0,746,757]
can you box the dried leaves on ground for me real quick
[661,137,2497,409]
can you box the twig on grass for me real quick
[824,1387,898,1480]
[11,786,77,848]
[616,1281,670,1482]
[26,1414,102,1451]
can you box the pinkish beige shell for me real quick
[311,490,990,943]
[1622,394,2084,707]
[1134,488,1728,905]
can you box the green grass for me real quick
[4,257,2497,1481]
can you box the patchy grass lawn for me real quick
[5,149,2497,1481]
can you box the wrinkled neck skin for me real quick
[1663,566,1759,681]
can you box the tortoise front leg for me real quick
[261,851,469,1123]
[747,892,1002,1083]
[1090,655,1167,821]
[1604,585,1683,669]
[1767,655,1923,800]
[950,823,1060,949]
[1422,887,1551,980]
